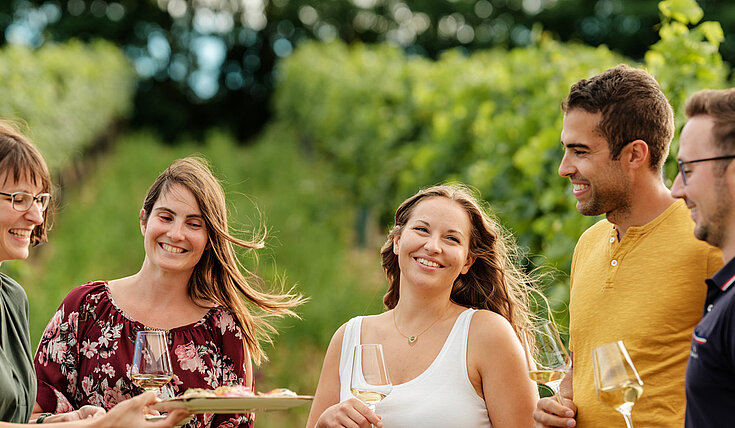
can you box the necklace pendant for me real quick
[408,336,417,345]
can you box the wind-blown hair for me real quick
[0,119,52,246]
[141,157,304,364]
[380,184,536,336]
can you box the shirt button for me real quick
[611,260,618,267]
[707,304,714,312]
[610,237,615,243]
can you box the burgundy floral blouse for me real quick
[34,281,254,428]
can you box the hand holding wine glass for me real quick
[350,344,392,414]
[131,330,173,397]
[592,340,643,428]
[521,319,571,402]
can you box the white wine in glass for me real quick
[521,320,571,401]
[131,330,173,396]
[592,341,643,428]
[350,344,392,413]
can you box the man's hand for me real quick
[533,396,577,428]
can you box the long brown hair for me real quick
[141,156,304,364]
[380,184,536,336]
[0,119,52,246]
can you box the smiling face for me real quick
[392,196,475,294]
[558,109,632,218]
[671,115,734,249]
[141,183,208,275]
[0,173,45,263]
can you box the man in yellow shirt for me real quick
[533,65,721,427]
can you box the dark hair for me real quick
[0,120,52,246]
[685,89,735,154]
[380,184,536,336]
[141,156,304,364]
[562,64,674,171]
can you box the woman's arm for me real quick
[3,392,190,427]
[468,311,538,428]
[305,324,381,428]
[30,404,105,424]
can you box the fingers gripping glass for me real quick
[0,191,51,212]
[678,155,735,185]
[521,320,571,403]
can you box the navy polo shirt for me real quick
[685,256,735,428]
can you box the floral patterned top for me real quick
[34,281,254,428]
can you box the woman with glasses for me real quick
[33,156,305,428]
[0,119,190,426]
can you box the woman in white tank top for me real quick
[306,184,541,428]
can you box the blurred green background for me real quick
[0,0,732,425]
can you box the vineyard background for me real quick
[0,0,731,425]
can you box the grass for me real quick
[15,125,387,426]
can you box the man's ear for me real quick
[725,161,735,199]
[622,140,650,170]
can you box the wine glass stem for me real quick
[367,404,376,428]
[549,384,563,405]
[621,412,634,428]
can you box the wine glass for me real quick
[350,344,393,414]
[131,330,173,397]
[520,320,571,402]
[592,340,644,428]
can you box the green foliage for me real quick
[0,39,135,172]
[276,37,622,303]
[274,1,730,319]
[647,0,728,181]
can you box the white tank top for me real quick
[338,308,492,428]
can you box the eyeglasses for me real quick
[677,155,735,185]
[0,191,51,212]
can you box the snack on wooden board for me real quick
[258,388,298,397]
[180,385,304,398]
[214,385,255,397]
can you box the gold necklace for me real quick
[392,308,447,346]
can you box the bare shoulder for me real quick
[468,309,519,349]
[326,322,349,352]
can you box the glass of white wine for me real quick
[131,330,173,397]
[521,319,571,402]
[350,344,392,414]
[592,340,643,428]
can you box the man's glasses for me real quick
[677,155,735,185]
[0,191,51,212]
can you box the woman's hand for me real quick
[315,398,383,428]
[53,405,107,422]
[101,391,193,428]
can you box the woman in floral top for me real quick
[34,157,304,428]
[0,119,188,427]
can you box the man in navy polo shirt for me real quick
[671,88,735,427]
